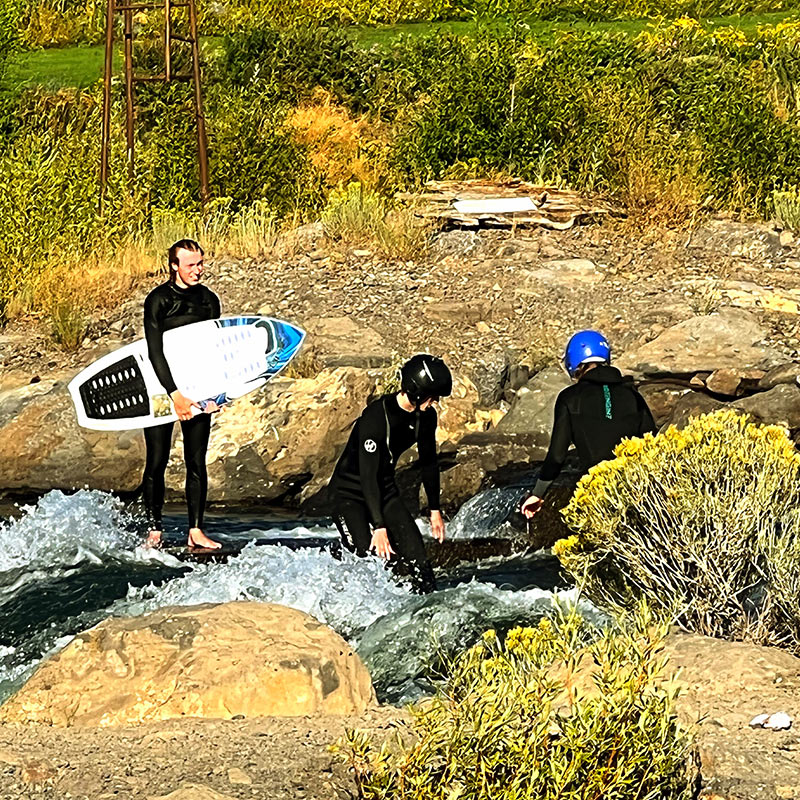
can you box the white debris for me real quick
[749,712,793,730]
[764,712,793,731]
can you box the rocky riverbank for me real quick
[0,603,798,800]
[2,216,800,544]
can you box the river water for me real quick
[0,488,595,705]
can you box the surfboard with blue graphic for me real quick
[68,316,305,431]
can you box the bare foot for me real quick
[187,528,222,550]
[145,530,163,549]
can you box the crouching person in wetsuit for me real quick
[330,355,453,593]
[521,330,657,519]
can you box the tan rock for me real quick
[20,757,57,785]
[0,602,375,727]
[227,767,252,785]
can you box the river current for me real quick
[0,488,595,705]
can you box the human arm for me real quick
[358,404,389,531]
[521,393,572,515]
[636,391,658,435]
[417,410,444,542]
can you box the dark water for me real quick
[0,489,582,704]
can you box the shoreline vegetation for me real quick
[4,2,800,337]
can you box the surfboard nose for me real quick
[274,320,305,358]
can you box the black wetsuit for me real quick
[330,394,440,593]
[532,365,657,497]
[142,281,221,530]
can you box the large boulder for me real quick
[617,309,785,378]
[732,383,800,430]
[0,602,375,727]
[202,367,377,504]
[0,378,144,492]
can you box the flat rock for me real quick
[304,317,391,368]
[521,258,603,287]
[732,384,800,431]
[687,220,784,261]
[759,363,800,391]
[149,785,238,800]
[495,365,570,437]
[617,309,785,377]
[0,602,375,726]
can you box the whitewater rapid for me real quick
[0,489,585,704]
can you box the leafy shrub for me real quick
[337,602,697,800]
[558,409,800,650]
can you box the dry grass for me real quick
[288,90,390,190]
[9,242,158,349]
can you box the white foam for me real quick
[119,542,412,638]
[0,490,139,596]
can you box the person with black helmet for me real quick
[329,354,453,593]
[520,330,657,519]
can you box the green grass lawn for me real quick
[6,9,799,91]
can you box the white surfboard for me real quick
[68,316,305,431]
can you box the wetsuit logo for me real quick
[364,439,377,453]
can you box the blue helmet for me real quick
[563,330,611,378]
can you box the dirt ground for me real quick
[0,707,406,799]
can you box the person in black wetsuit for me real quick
[521,329,657,519]
[329,354,453,593]
[142,239,223,550]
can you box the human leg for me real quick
[333,498,373,557]
[382,496,436,593]
[180,414,219,548]
[142,422,174,544]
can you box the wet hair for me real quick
[167,239,204,280]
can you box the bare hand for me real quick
[202,400,221,414]
[369,528,395,560]
[430,510,445,543]
[171,390,199,421]
[521,495,544,519]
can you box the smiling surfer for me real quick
[329,354,452,593]
[142,239,222,550]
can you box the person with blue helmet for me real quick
[520,330,657,519]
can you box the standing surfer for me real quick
[329,355,452,593]
[142,239,222,550]
[521,330,657,519]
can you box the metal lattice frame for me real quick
[99,0,210,211]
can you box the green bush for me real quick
[558,409,800,650]
[337,602,697,800]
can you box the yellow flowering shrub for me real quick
[559,409,800,647]
[337,602,697,800]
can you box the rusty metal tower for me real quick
[99,0,210,211]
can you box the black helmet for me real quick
[400,354,452,404]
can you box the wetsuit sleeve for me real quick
[417,410,440,511]
[358,405,389,528]
[532,392,572,498]
[636,390,658,435]
[210,289,221,319]
[144,291,178,395]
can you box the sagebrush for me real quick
[558,409,800,650]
